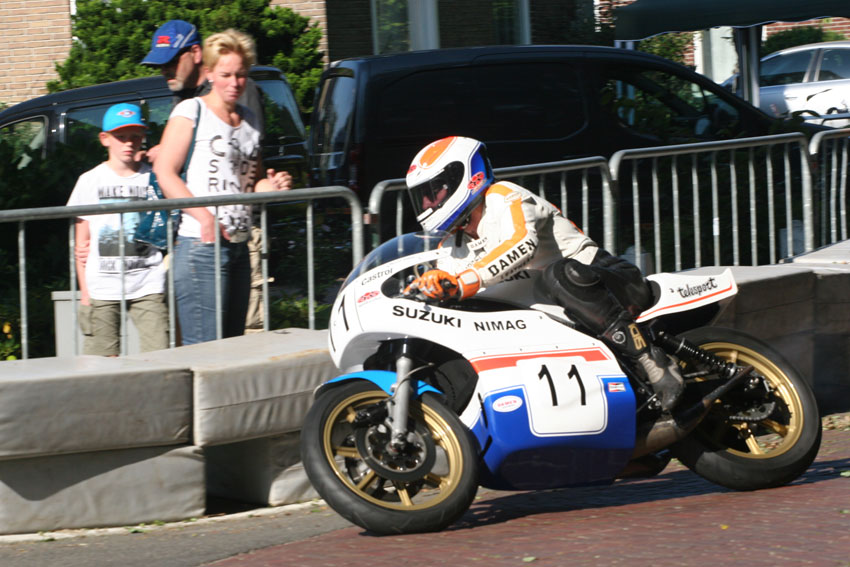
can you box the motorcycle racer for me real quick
[405,136,684,411]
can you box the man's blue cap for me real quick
[102,103,146,133]
[141,20,200,66]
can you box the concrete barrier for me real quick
[1,247,850,534]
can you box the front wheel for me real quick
[671,328,821,491]
[300,380,479,534]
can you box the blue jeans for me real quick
[173,236,251,345]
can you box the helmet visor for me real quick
[408,161,465,218]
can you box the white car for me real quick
[725,41,850,125]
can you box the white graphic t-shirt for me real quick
[170,97,261,238]
[67,163,165,301]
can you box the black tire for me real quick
[300,380,478,534]
[671,327,821,491]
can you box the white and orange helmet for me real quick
[406,136,494,233]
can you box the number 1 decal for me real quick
[538,363,586,406]
[568,364,587,406]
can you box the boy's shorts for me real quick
[79,293,168,356]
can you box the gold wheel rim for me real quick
[321,390,465,511]
[692,341,804,459]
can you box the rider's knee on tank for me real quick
[541,258,623,332]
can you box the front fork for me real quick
[388,340,414,451]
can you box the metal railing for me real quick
[0,186,363,359]
[809,128,850,245]
[369,133,841,276]
[609,133,814,273]
[368,157,617,252]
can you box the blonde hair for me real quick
[203,29,256,70]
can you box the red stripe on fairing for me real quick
[470,348,609,372]
[637,282,735,321]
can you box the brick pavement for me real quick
[208,422,850,567]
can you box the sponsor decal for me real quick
[155,35,172,46]
[407,164,417,174]
[473,319,527,332]
[391,305,462,328]
[607,382,626,393]
[676,277,718,299]
[357,290,379,304]
[485,239,537,277]
[360,268,394,285]
[504,270,531,282]
[492,395,523,413]
[468,171,485,190]
[116,109,136,118]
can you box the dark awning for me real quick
[614,0,850,40]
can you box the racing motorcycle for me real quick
[301,232,821,535]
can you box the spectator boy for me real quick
[68,103,168,355]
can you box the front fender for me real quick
[315,370,443,399]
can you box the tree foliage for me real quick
[638,32,694,66]
[48,0,323,112]
[762,26,846,56]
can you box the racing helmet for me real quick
[406,136,494,232]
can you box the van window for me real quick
[1,117,47,170]
[310,73,357,167]
[65,96,172,155]
[255,77,307,149]
[376,63,586,143]
[141,95,175,145]
[599,67,741,142]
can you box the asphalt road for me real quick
[1,414,848,567]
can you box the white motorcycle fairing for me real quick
[325,233,737,491]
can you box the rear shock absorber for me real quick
[655,331,738,380]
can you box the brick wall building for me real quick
[1,0,72,106]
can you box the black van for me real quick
[308,45,800,200]
[0,66,308,188]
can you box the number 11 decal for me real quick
[538,363,587,406]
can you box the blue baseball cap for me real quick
[141,20,200,66]
[102,103,146,133]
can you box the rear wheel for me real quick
[671,328,821,490]
[300,380,478,534]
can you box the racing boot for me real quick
[602,314,684,412]
[543,258,684,411]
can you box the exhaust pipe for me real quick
[631,365,753,458]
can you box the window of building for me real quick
[373,0,411,53]
[370,0,530,54]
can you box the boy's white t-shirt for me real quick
[170,97,262,238]
[67,162,165,301]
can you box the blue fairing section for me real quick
[472,376,637,490]
[317,370,443,397]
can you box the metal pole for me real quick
[18,222,28,359]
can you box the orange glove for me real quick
[406,269,459,301]
[406,269,481,301]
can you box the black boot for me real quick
[542,258,684,411]
[602,315,684,412]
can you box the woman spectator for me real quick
[154,29,290,345]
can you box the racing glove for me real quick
[406,269,481,301]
